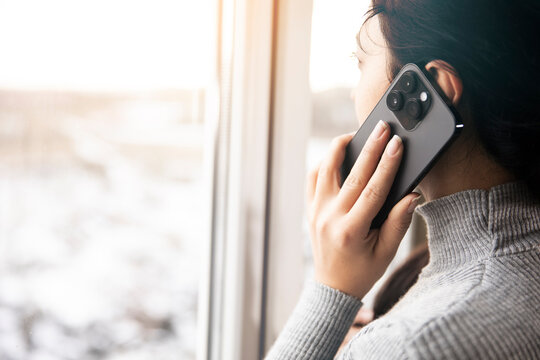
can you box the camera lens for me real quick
[387,90,403,111]
[401,72,417,93]
[405,98,422,119]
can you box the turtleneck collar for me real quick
[416,181,540,273]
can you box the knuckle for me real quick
[330,136,342,149]
[315,217,331,235]
[344,171,367,188]
[331,135,349,149]
[363,183,385,203]
[339,224,357,246]
[318,164,331,179]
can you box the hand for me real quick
[306,121,420,299]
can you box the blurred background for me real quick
[0,1,211,359]
[0,0,422,359]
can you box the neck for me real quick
[417,133,515,202]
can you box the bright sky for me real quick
[0,0,215,91]
[0,0,370,92]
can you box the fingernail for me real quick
[371,120,387,139]
[407,195,420,214]
[386,135,402,156]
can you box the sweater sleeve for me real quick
[264,280,363,360]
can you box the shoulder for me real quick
[343,251,540,359]
[404,288,540,359]
[405,253,540,359]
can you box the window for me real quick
[0,1,215,358]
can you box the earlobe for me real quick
[425,60,463,106]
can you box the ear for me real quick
[425,60,463,105]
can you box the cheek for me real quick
[353,76,390,127]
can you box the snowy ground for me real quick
[0,91,204,359]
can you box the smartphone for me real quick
[340,63,463,229]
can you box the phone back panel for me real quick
[340,63,462,228]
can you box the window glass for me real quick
[0,1,214,359]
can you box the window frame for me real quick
[262,0,315,353]
[197,0,286,358]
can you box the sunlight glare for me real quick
[0,0,214,91]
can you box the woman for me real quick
[266,0,540,359]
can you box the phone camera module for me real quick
[387,90,403,111]
[401,72,417,93]
[389,68,432,130]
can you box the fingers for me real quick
[349,135,404,234]
[337,120,390,211]
[313,132,355,203]
[376,192,421,260]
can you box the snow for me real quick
[0,91,204,359]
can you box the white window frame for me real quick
[262,0,315,353]
[198,0,305,358]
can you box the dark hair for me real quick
[372,244,429,318]
[364,0,540,200]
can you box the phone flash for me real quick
[420,91,429,102]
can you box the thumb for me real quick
[376,192,421,260]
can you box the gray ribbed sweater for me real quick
[265,182,540,359]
